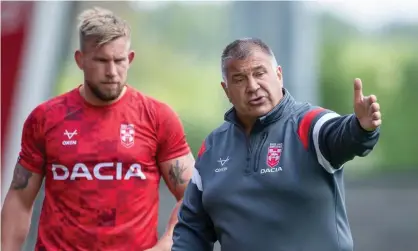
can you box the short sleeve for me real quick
[18,106,46,174]
[156,103,191,162]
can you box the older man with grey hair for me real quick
[172,38,381,251]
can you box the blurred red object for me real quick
[1,2,34,168]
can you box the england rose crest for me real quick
[266,143,282,168]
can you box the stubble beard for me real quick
[85,80,125,102]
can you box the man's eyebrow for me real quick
[92,56,126,61]
[92,56,108,60]
[252,65,267,71]
[231,72,245,78]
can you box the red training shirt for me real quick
[18,85,190,250]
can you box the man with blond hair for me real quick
[1,7,194,251]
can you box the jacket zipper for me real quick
[238,127,252,175]
[245,133,253,174]
[253,132,268,172]
[239,126,267,175]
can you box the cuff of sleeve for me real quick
[158,147,191,163]
[18,158,44,174]
[350,115,380,141]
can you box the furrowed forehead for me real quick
[229,63,266,76]
[226,52,272,74]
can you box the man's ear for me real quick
[128,50,135,64]
[276,65,283,81]
[74,50,83,70]
[221,81,227,94]
[221,81,232,103]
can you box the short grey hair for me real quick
[77,7,131,50]
[221,38,278,80]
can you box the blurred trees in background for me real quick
[320,14,418,170]
[58,2,418,172]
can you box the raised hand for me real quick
[353,78,381,131]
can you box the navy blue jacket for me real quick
[172,89,380,251]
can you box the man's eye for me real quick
[233,78,244,83]
[255,72,265,77]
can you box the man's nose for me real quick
[106,62,117,77]
[247,76,260,92]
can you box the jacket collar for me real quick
[224,88,295,128]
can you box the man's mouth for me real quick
[249,96,265,105]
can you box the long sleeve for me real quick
[172,143,217,250]
[301,108,380,173]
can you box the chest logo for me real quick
[217,156,229,166]
[62,129,78,146]
[266,143,283,168]
[120,124,135,148]
[215,156,229,172]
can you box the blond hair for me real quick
[77,7,131,50]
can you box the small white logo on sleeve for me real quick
[62,130,77,146]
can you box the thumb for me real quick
[354,78,363,102]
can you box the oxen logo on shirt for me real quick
[266,143,282,168]
[120,124,135,148]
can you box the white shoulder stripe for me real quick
[191,168,203,191]
[312,112,342,173]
